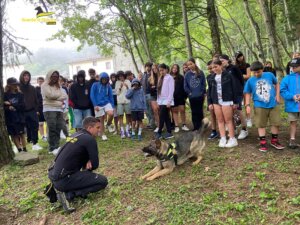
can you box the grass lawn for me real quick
[1,119,300,224]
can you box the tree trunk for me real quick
[277,34,291,58]
[257,0,283,77]
[206,0,222,55]
[122,31,139,73]
[0,0,15,167]
[181,0,193,58]
[216,8,235,56]
[223,6,259,60]
[283,0,295,52]
[135,0,153,62]
[243,0,265,62]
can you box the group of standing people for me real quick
[4,51,300,155]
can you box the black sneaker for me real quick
[56,191,76,213]
[164,133,174,140]
[208,131,219,140]
[289,139,299,149]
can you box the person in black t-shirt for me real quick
[170,64,189,132]
[48,117,108,212]
[36,77,47,142]
[234,51,253,128]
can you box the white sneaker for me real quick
[246,119,252,128]
[181,125,190,131]
[174,127,180,133]
[60,131,66,139]
[107,124,115,133]
[219,138,227,148]
[52,147,60,156]
[42,136,47,142]
[238,130,248,140]
[32,144,42,151]
[102,135,108,141]
[153,127,159,133]
[225,138,238,148]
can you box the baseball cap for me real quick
[290,58,300,67]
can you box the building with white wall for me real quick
[67,45,143,78]
[68,56,114,79]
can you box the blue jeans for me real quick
[73,109,92,128]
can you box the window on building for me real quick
[93,60,97,66]
[76,66,81,72]
[105,62,111,70]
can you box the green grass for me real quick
[1,121,300,224]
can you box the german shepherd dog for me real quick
[141,118,211,181]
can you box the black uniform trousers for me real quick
[52,170,108,200]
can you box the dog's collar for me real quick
[158,143,178,166]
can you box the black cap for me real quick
[219,54,230,61]
[290,58,300,67]
[6,77,19,85]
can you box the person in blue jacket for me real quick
[90,72,114,141]
[126,78,146,141]
[184,58,206,131]
[280,58,300,149]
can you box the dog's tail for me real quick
[198,117,211,135]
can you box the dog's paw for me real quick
[146,177,154,181]
[140,176,147,180]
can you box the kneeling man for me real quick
[48,117,108,212]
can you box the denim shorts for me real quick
[73,109,92,128]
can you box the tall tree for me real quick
[257,0,283,76]
[243,0,266,62]
[0,0,14,167]
[181,0,193,58]
[206,0,222,55]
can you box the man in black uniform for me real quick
[48,117,108,212]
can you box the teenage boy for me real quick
[90,72,114,141]
[69,70,92,131]
[244,61,284,152]
[280,58,300,148]
[19,70,42,151]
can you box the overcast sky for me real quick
[5,0,78,51]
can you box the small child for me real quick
[244,61,284,152]
[126,78,146,141]
[280,58,300,149]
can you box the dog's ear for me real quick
[155,139,161,149]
